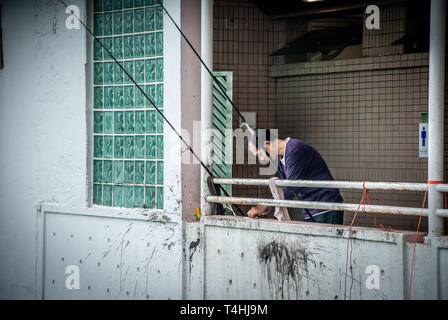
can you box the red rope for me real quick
[408,179,445,300]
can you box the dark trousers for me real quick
[304,210,344,225]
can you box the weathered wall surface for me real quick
[0,0,89,299]
[0,0,183,299]
[199,216,448,300]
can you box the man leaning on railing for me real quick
[245,129,344,225]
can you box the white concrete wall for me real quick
[0,0,183,299]
[0,0,89,299]
[199,216,448,300]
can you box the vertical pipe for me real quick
[428,0,446,237]
[200,0,213,215]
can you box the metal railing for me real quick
[206,178,448,217]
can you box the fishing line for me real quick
[157,0,316,221]
[57,0,244,216]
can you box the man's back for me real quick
[278,138,343,216]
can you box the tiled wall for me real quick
[363,6,405,57]
[213,0,307,201]
[92,0,164,209]
[272,54,432,231]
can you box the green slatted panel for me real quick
[212,72,233,213]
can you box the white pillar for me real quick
[200,0,214,215]
[427,0,446,237]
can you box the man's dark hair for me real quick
[244,128,271,151]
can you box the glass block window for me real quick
[92,0,164,209]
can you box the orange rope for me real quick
[408,179,445,300]
[345,181,370,299]
[408,184,428,300]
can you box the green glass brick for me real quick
[104,0,113,11]
[156,161,163,184]
[93,184,102,205]
[134,35,145,58]
[124,161,134,183]
[94,63,103,85]
[123,10,134,33]
[124,61,134,84]
[155,32,163,56]
[134,9,144,33]
[145,0,156,6]
[94,41,103,61]
[103,37,113,59]
[124,112,135,134]
[113,37,123,59]
[93,160,103,182]
[145,186,155,209]
[114,0,123,10]
[156,186,163,209]
[104,13,113,36]
[145,7,155,31]
[156,110,163,133]
[94,14,103,36]
[156,83,163,107]
[94,87,103,108]
[113,11,123,35]
[104,86,114,108]
[124,185,134,208]
[124,35,134,59]
[113,185,123,207]
[114,64,123,84]
[135,89,145,107]
[124,0,133,9]
[114,86,124,108]
[135,0,144,7]
[145,59,155,82]
[146,110,156,133]
[156,135,163,158]
[103,185,112,206]
[145,84,156,106]
[104,160,113,182]
[124,86,135,108]
[104,112,114,133]
[155,58,163,82]
[94,112,103,133]
[135,161,145,183]
[135,111,145,133]
[114,112,124,133]
[104,63,113,84]
[104,136,113,158]
[145,33,155,57]
[94,136,103,157]
[134,186,144,207]
[113,160,124,183]
[114,135,124,158]
[94,0,103,12]
[146,160,155,184]
[124,135,135,158]
[135,136,145,158]
[146,136,156,159]
[155,6,163,30]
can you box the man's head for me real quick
[245,129,279,162]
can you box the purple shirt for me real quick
[277,138,343,217]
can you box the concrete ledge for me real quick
[269,52,429,78]
[201,215,422,244]
[40,202,181,224]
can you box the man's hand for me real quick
[247,205,272,218]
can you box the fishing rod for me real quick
[157,1,316,221]
[57,0,245,216]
